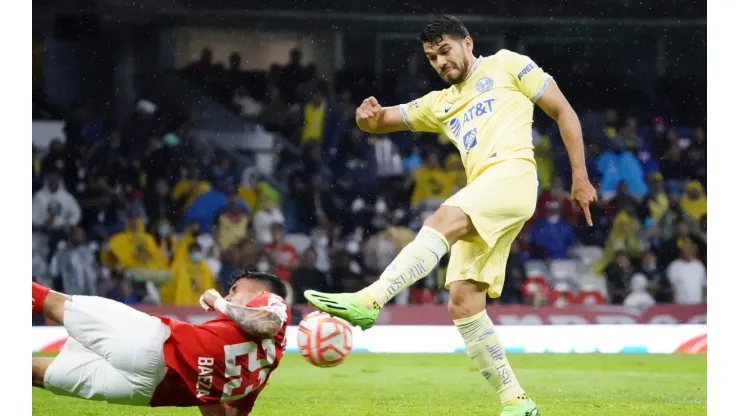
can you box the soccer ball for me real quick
[297,311,354,367]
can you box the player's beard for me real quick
[442,59,471,85]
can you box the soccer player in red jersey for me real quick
[32,270,290,416]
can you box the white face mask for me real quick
[547,215,560,224]
[257,261,270,272]
[158,225,170,236]
[190,252,203,263]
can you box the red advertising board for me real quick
[44,304,705,326]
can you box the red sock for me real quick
[32,282,50,314]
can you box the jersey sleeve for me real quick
[248,292,289,325]
[505,51,553,103]
[398,91,442,133]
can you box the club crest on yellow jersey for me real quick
[475,76,494,92]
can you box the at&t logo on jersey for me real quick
[463,129,478,151]
[447,98,495,143]
[475,76,494,92]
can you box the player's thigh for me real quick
[44,349,151,406]
[445,236,493,289]
[443,159,537,247]
[480,220,526,298]
[64,296,170,380]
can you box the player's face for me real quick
[423,36,474,85]
[225,278,266,306]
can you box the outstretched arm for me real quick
[355,96,408,134]
[536,81,598,225]
[200,289,283,339]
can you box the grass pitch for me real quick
[32,353,706,415]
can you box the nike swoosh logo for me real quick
[444,106,452,113]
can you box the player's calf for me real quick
[32,282,71,325]
[448,280,531,409]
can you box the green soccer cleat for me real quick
[304,290,380,330]
[500,398,540,416]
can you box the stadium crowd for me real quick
[31,47,707,314]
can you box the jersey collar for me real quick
[463,56,483,82]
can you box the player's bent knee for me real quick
[424,206,476,244]
[447,280,488,320]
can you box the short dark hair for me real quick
[229,270,287,299]
[419,15,470,44]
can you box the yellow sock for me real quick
[363,226,449,307]
[454,310,526,406]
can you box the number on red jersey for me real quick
[222,338,277,402]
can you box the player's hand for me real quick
[199,289,223,312]
[355,96,383,120]
[571,176,598,226]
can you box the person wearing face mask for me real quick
[261,223,300,283]
[160,242,216,306]
[151,219,177,265]
[596,136,648,200]
[528,201,578,260]
[33,171,83,259]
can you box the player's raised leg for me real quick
[305,204,469,329]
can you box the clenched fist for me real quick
[355,96,383,121]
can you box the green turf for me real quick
[32,353,706,415]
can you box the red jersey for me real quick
[150,291,290,414]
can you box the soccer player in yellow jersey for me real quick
[306,15,597,416]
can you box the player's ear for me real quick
[464,37,473,52]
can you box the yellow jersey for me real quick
[399,50,552,182]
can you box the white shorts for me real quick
[43,296,171,406]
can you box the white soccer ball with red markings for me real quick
[297,311,354,367]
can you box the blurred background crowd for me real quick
[32,0,707,315]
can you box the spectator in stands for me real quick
[142,135,176,185]
[659,193,705,242]
[681,181,707,222]
[218,245,243,293]
[301,82,329,145]
[639,172,669,222]
[659,134,686,183]
[259,85,290,135]
[282,48,306,98]
[533,137,555,190]
[173,167,211,213]
[445,154,466,193]
[49,227,98,295]
[32,171,82,259]
[291,248,330,303]
[160,242,216,306]
[262,223,299,283]
[144,179,177,227]
[610,181,639,215]
[500,238,527,304]
[79,175,125,240]
[639,251,673,303]
[104,268,137,305]
[623,273,656,310]
[660,221,706,268]
[40,139,69,180]
[529,201,578,260]
[596,136,648,199]
[87,130,133,183]
[183,181,248,234]
[667,244,707,304]
[410,148,453,211]
[185,47,215,82]
[403,142,424,174]
[535,176,578,225]
[210,156,237,190]
[102,214,169,282]
[151,218,177,265]
[252,197,285,245]
[592,211,644,274]
[683,147,707,185]
[214,195,250,251]
[605,251,635,304]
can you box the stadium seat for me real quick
[523,276,551,299]
[576,274,609,304]
[285,234,312,255]
[524,260,551,279]
[549,285,576,307]
[571,246,604,269]
[576,290,608,305]
[549,259,579,281]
